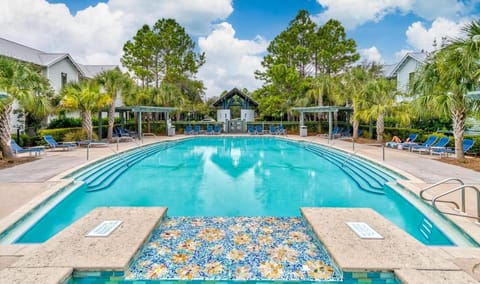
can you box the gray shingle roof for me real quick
[0,37,118,78]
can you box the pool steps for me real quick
[303,144,394,195]
[74,142,175,192]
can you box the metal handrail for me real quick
[420,178,465,210]
[341,150,358,167]
[432,185,480,221]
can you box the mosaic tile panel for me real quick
[126,217,342,282]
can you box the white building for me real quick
[0,37,118,132]
[387,52,428,93]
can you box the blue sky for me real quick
[1,0,479,97]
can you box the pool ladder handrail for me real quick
[341,150,358,167]
[420,177,480,221]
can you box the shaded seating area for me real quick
[43,135,76,150]
[113,127,137,139]
[10,140,44,156]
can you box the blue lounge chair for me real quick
[43,135,76,150]
[248,125,255,135]
[412,136,450,153]
[408,135,438,151]
[213,125,221,135]
[115,127,137,138]
[194,125,201,135]
[431,139,475,157]
[206,125,213,135]
[269,125,277,135]
[185,125,193,135]
[277,125,286,135]
[255,125,264,135]
[10,140,44,156]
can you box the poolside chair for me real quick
[115,127,137,139]
[10,140,44,156]
[185,125,193,135]
[255,125,264,135]
[248,125,255,135]
[431,139,475,157]
[412,136,450,154]
[397,133,419,150]
[269,125,277,135]
[194,125,201,135]
[213,125,221,135]
[408,135,438,152]
[43,135,76,150]
[206,125,213,135]
[277,125,286,135]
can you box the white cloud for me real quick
[0,0,233,65]
[360,46,384,64]
[0,0,236,98]
[313,0,475,30]
[314,0,412,29]
[198,22,268,98]
[412,0,473,20]
[108,0,233,35]
[405,17,467,52]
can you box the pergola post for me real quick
[328,111,333,139]
[138,111,142,143]
[97,111,102,139]
[165,111,170,136]
[300,112,304,126]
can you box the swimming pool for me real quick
[5,137,474,246]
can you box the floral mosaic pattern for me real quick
[126,217,341,281]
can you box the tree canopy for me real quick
[122,18,205,88]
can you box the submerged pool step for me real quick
[80,144,173,192]
[304,145,387,194]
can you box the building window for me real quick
[61,72,67,89]
[408,72,415,89]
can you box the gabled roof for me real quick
[389,52,428,77]
[212,87,258,108]
[381,64,396,78]
[0,37,119,79]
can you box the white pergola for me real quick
[114,106,177,140]
[291,106,353,139]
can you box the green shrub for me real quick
[63,130,99,141]
[48,117,82,129]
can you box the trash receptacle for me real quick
[300,126,307,137]
[168,126,175,136]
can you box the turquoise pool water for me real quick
[15,137,453,245]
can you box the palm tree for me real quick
[338,66,369,139]
[412,20,480,159]
[0,57,52,158]
[96,68,135,140]
[356,77,404,142]
[61,80,111,140]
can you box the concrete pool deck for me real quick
[0,134,480,283]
